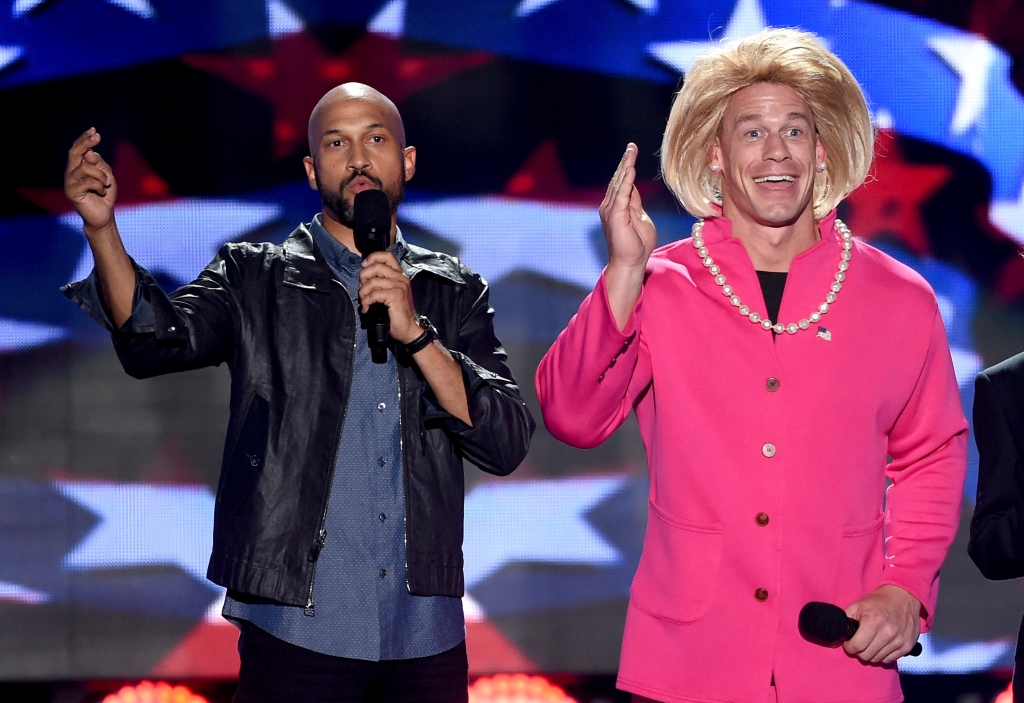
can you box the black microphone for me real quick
[353,189,392,364]
[798,602,922,657]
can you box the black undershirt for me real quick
[756,270,788,328]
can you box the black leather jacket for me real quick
[63,223,534,608]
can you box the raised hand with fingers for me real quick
[599,143,658,330]
[64,128,119,236]
[63,128,135,326]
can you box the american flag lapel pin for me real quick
[816,326,832,342]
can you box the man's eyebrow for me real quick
[733,111,811,127]
[320,123,393,138]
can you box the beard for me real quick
[317,168,405,229]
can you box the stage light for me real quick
[101,681,208,703]
[468,673,577,702]
[995,682,1013,703]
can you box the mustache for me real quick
[342,170,383,190]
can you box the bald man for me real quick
[62,84,534,702]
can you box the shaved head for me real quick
[307,82,406,155]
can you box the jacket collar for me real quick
[282,222,466,293]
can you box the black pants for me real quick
[233,621,469,703]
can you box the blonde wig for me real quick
[660,28,874,220]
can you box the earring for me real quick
[709,164,720,173]
[818,162,826,171]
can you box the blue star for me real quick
[61,199,282,285]
[463,475,628,590]
[400,196,605,289]
[14,0,154,19]
[898,633,1011,674]
[55,481,215,582]
[0,317,66,353]
[648,0,766,73]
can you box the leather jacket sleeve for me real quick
[424,267,535,477]
[62,245,242,378]
[969,367,1024,580]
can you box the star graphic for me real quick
[897,633,1010,675]
[0,579,49,605]
[0,317,66,352]
[648,0,766,73]
[463,475,627,590]
[990,186,1024,246]
[515,0,657,17]
[927,34,997,137]
[55,481,215,582]
[266,0,303,38]
[367,0,406,38]
[18,140,281,285]
[842,130,951,254]
[503,140,608,204]
[182,32,490,159]
[401,195,605,289]
[20,140,173,214]
[0,45,23,73]
[13,0,154,18]
[60,198,281,284]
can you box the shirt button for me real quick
[762,443,776,458]
[167,326,176,332]
[755,512,770,527]
[377,402,386,412]
[379,512,387,522]
[765,377,780,392]
[378,457,387,467]
[380,568,387,578]
[755,588,769,602]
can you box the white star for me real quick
[648,0,766,73]
[0,317,67,353]
[266,0,303,38]
[14,0,154,18]
[0,580,50,605]
[55,481,215,582]
[897,633,1011,674]
[928,35,997,137]
[367,0,406,38]
[0,45,23,73]
[515,0,656,19]
[990,185,1024,245]
[463,475,627,590]
[399,196,605,289]
[61,198,282,285]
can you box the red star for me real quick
[504,139,662,206]
[183,32,491,160]
[19,140,172,215]
[843,130,951,254]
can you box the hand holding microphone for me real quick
[799,602,922,658]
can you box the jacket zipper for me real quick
[305,279,356,616]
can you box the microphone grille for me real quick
[798,601,851,647]
[353,189,391,232]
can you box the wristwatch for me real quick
[400,315,437,356]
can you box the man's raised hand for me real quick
[64,128,118,234]
[599,143,657,330]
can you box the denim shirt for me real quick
[223,214,465,660]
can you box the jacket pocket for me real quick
[221,393,270,516]
[832,514,885,608]
[630,500,723,624]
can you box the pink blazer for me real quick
[535,212,967,703]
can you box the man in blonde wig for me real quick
[537,28,966,703]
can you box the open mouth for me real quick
[753,175,796,184]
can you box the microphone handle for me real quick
[367,302,390,365]
[845,616,922,657]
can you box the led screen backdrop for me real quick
[2,0,1024,681]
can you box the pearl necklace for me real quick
[691,218,853,335]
